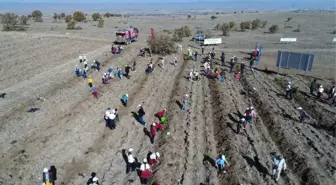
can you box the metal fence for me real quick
[276,51,314,72]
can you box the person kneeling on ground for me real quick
[156,109,166,119]
[121,94,128,107]
[148,152,160,166]
[90,85,100,99]
[140,159,151,185]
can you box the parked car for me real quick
[192,34,205,41]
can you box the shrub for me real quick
[53,13,59,21]
[65,15,72,23]
[98,18,104,28]
[19,15,29,25]
[332,30,336,34]
[60,13,65,19]
[163,29,172,34]
[75,26,82,30]
[211,16,217,20]
[92,13,101,21]
[252,19,261,30]
[67,20,76,30]
[286,17,292,22]
[28,15,32,19]
[187,15,191,19]
[214,23,221,30]
[147,33,176,55]
[172,26,191,42]
[229,21,235,30]
[1,13,18,31]
[240,21,250,31]
[73,11,86,22]
[261,20,268,28]
[293,24,301,32]
[104,13,111,18]
[220,23,230,36]
[269,25,279,33]
[32,10,43,22]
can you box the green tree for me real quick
[1,13,18,31]
[60,13,66,19]
[67,20,76,30]
[98,18,104,28]
[220,23,230,36]
[252,19,261,30]
[19,15,29,25]
[92,13,101,21]
[229,21,235,30]
[210,16,217,20]
[65,15,72,23]
[32,10,43,22]
[73,11,86,22]
[269,25,279,33]
[261,20,268,28]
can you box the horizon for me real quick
[0,0,335,15]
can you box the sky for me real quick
[0,0,334,4]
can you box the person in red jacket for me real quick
[140,159,151,185]
[156,109,166,119]
[154,122,163,132]
[150,123,157,144]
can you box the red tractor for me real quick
[114,27,139,45]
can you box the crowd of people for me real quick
[41,43,333,185]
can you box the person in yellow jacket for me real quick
[88,76,93,87]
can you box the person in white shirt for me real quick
[194,70,199,81]
[148,152,160,166]
[317,85,324,99]
[189,69,193,81]
[270,153,287,182]
[126,148,136,173]
[104,108,111,127]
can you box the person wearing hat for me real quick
[42,167,53,185]
[230,56,236,73]
[150,123,157,144]
[125,64,131,79]
[104,108,112,127]
[317,85,324,99]
[285,81,293,100]
[240,61,245,74]
[88,76,93,88]
[215,154,229,175]
[107,113,116,130]
[297,107,310,123]
[182,94,189,111]
[148,152,160,166]
[137,104,146,126]
[102,73,108,84]
[270,152,287,182]
[237,118,247,134]
[244,107,253,124]
[121,94,129,107]
[189,69,194,81]
[126,148,137,174]
[194,70,199,81]
[140,158,151,185]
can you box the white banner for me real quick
[280,38,297,42]
[333,38,336,42]
[204,38,222,45]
